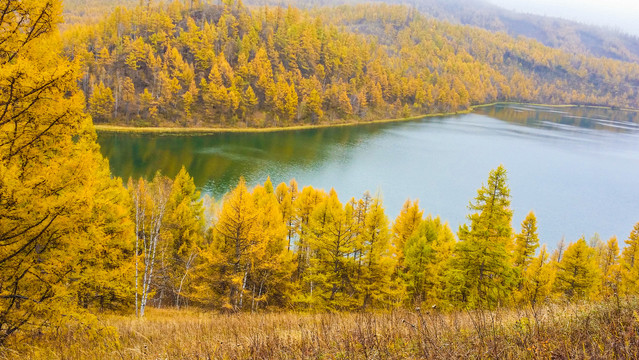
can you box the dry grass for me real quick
[2,298,638,359]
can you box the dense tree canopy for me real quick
[61,2,639,128]
[61,0,639,65]
[121,167,639,315]
[0,0,133,343]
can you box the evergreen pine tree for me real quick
[446,165,516,308]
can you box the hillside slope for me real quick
[277,0,639,63]
[63,0,639,64]
[62,2,639,127]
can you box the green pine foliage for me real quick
[403,216,455,307]
[514,211,540,271]
[446,165,517,308]
[554,237,600,299]
[622,223,639,294]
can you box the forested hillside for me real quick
[62,1,639,127]
[62,0,135,25]
[62,0,639,64]
[415,0,639,63]
[293,0,639,63]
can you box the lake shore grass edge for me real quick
[94,102,639,135]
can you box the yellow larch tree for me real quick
[357,197,396,309]
[521,245,554,306]
[162,167,205,308]
[553,237,600,300]
[621,222,639,295]
[211,177,260,310]
[0,0,134,342]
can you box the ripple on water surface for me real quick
[97,104,639,248]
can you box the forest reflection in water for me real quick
[98,105,639,247]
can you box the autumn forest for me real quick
[2,0,639,358]
[64,1,639,127]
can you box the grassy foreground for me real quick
[2,298,638,359]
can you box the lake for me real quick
[97,104,639,248]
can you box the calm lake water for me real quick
[97,104,639,248]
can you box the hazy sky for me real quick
[486,0,639,36]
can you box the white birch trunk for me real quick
[134,188,140,317]
[238,268,248,309]
[176,252,197,309]
[136,181,169,318]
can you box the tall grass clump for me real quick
[2,298,638,359]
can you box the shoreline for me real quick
[93,112,461,135]
[94,102,639,135]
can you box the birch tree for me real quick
[129,173,171,317]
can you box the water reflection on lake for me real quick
[98,104,639,248]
